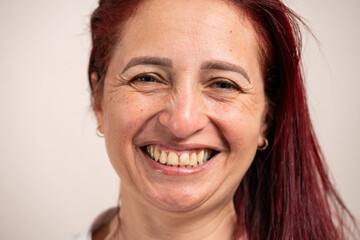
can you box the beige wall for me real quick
[0,0,359,239]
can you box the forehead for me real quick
[115,0,261,73]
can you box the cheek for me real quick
[104,93,148,134]
[219,102,263,183]
[101,92,157,179]
[212,99,264,153]
[103,91,167,154]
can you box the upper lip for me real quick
[138,141,223,152]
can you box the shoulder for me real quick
[69,207,118,240]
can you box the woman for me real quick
[74,0,357,239]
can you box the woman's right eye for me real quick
[128,73,170,93]
[133,75,157,83]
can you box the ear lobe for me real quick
[258,110,269,147]
[90,72,104,132]
[258,122,268,147]
[90,72,98,89]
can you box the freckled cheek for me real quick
[103,96,151,176]
[105,95,165,137]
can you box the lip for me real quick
[140,146,215,176]
[139,141,223,152]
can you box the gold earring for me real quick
[96,126,104,138]
[257,138,268,151]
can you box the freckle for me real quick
[230,49,232,52]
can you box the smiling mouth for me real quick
[142,145,217,168]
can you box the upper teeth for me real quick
[146,146,212,167]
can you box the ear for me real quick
[258,106,269,147]
[91,72,104,134]
[258,121,268,147]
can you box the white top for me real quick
[68,208,118,240]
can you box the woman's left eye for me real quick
[209,80,240,91]
[214,82,234,89]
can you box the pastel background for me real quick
[0,0,359,239]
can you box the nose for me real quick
[158,87,209,139]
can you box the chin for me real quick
[145,188,209,212]
[132,177,215,213]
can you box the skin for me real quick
[93,0,268,239]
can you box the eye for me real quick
[208,79,241,91]
[214,82,234,89]
[128,72,170,93]
[131,73,158,83]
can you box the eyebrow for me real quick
[201,61,251,83]
[121,56,173,73]
[121,56,250,83]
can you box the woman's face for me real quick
[95,0,267,212]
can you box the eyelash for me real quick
[130,73,160,83]
[129,74,241,92]
[208,79,241,91]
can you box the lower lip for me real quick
[141,150,211,176]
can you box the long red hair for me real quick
[88,0,357,239]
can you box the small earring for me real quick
[96,126,104,138]
[257,138,268,151]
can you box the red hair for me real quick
[88,0,357,239]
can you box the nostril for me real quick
[157,110,171,129]
[157,95,209,139]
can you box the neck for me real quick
[115,184,238,240]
